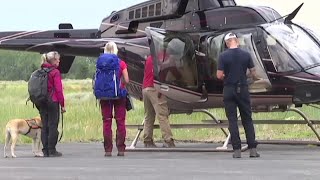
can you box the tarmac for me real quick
[1,142,320,180]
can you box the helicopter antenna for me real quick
[269,3,304,23]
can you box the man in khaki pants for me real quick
[142,55,175,148]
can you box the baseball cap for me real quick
[224,32,237,41]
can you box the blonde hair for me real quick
[104,41,118,55]
[41,51,60,64]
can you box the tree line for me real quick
[0,50,96,81]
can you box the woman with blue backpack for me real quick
[94,42,129,157]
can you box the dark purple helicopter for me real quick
[1,0,320,147]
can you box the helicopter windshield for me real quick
[262,23,320,71]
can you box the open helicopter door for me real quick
[226,32,272,93]
[209,31,271,93]
[239,33,272,93]
[146,27,207,103]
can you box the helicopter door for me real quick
[238,33,272,93]
[217,32,271,92]
[146,28,206,103]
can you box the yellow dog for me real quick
[4,117,43,158]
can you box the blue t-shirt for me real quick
[218,48,254,86]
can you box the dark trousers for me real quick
[36,101,60,154]
[223,85,257,150]
[100,98,127,152]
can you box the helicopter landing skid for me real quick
[126,109,237,152]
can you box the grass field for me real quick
[0,80,319,144]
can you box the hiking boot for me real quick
[43,153,49,157]
[233,149,241,158]
[49,150,62,157]
[144,141,157,148]
[163,139,175,148]
[249,148,260,158]
[117,152,125,156]
[42,150,49,157]
[104,152,112,157]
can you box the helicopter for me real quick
[1,0,320,150]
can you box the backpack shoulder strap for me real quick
[41,67,56,73]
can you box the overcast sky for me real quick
[0,0,318,32]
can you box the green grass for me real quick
[0,80,319,144]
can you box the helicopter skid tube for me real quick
[126,109,234,151]
[126,107,320,151]
[126,145,248,152]
[287,107,320,141]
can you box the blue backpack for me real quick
[93,53,126,100]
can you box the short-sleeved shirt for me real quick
[218,48,254,86]
[143,55,154,89]
[119,60,127,89]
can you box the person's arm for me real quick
[122,68,129,84]
[216,54,225,80]
[53,70,66,113]
[249,67,259,81]
[247,54,259,81]
[120,60,129,84]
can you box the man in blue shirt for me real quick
[217,32,260,158]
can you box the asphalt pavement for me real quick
[1,142,320,180]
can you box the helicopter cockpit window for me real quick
[299,24,320,44]
[263,34,299,72]
[263,24,320,71]
[150,31,198,89]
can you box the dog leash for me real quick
[58,111,64,142]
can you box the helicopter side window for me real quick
[135,9,141,19]
[155,36,198,89]
[129,11,134,20]
[155,3,161,16]
[149,5,155,17]
[199,0,235,10]
[142,7,148,18]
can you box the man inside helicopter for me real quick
[217,32,260,158]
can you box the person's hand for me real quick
[61,107,66,113]
[253,76,261,81]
